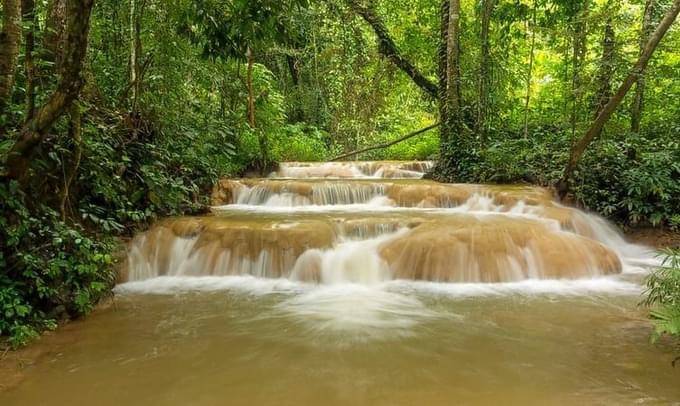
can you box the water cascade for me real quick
[123,161,650,285]
[6,161,673,406]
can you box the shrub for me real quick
[270,123,331,162]
[1,181,116,348]
[643,249,680,342]
[435,126,680,227]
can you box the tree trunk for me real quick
[631,0,656,133]
[22,0,36,121]
[438,0,450,142]
[246,47,256,129]
[477,0,495,143]
[129,0,144,112]
[0,0,22,116]
[245,47,268,170]
[5,0,96,181]
[570,0,591,138]
[286,55,300,87]
[44,0,66,68]
[286,54,305,122]
[523,1,537,139]
[446,0,462,126]
[593,18,616,117]
[558,0,680,198]
[347,0,439,99]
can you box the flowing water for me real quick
[2,161,679,405]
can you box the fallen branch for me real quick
[331,122,440,161]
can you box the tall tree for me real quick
[630,0,656,133]
[445,0,462,137]
[129,0,145,112]
[5,0,96,180]
[22,0,36,121]
[477,0,495,142]
[349,0,466,157]
[523,0,537,138]
[0,0,22,117]
[558,0,680,197]
[570,0,591,137]
[438,0,450,142]
[44,0,66,67]
[185,0,308,170]
[593,17,616,117]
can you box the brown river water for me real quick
[1,161,679,405]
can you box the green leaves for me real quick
[185,0,308,60]
[0,182,117,347]
[644,249,680,342]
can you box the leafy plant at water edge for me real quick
[643,248,680,344]
[0,182,117,348]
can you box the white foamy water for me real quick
[119,161,662,336]
[271,161,434,179]
[115,274,643,297]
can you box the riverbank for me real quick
[625,228,680,249]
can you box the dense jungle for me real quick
[1,0,680,403]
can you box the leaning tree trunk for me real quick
[0,0,22,117]
[630,0,656,133]
[5,0,96,181]
[477,0,495,144]
[593,18,616,118]
[558,0,680,198]
[347,0,439,99]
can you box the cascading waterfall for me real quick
[272,161,434,178]
[122,160,654,286]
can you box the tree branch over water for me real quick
[331,123,440,161]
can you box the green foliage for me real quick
[436,125,680,227]
[644,249,680,340]
[0,182,116,348]
[270,123,332,162]
[184,0,309,60]
[381,130,439,160]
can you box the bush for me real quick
[1,102,244,348]
[270,123,332,162]
[435,127,680,227]
[644,249,680,341]
[0,181,116,348]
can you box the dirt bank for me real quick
[624,228,680,249]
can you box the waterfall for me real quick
[123,161,655,284]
